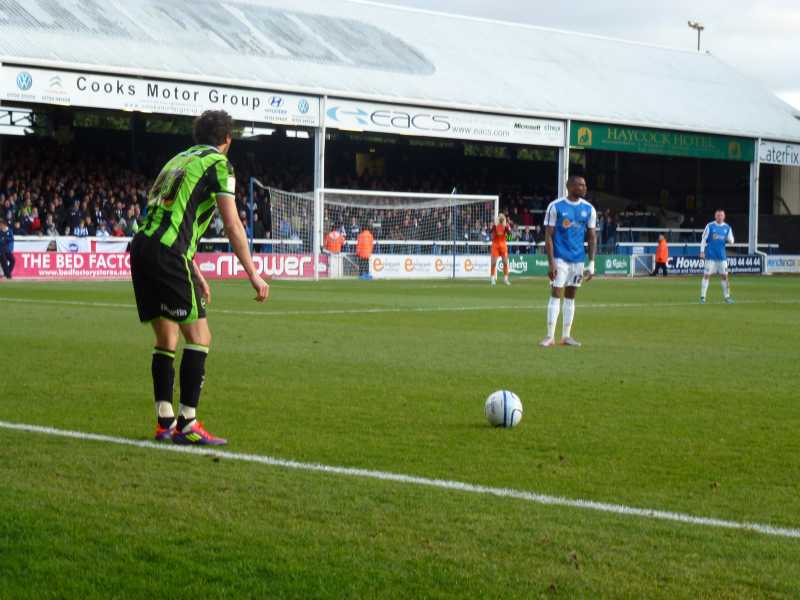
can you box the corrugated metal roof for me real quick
[1,0,799,142]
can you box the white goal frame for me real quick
[248,181,500,280]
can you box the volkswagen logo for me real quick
[16,71,33,91]
[298,99,310,114]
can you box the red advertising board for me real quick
[11,252,326,281]
[194,253,326,279]
[13,252,131,280]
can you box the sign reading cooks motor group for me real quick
[571,121,755,161]
[326,98,565,147]
[1,66,320,127]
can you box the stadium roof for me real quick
[1,0,800,143]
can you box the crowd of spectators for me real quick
[1,142,150,239]
[2,138,630,254]
[0,139,310,243]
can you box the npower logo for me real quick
[327,105,452,134]
[435,258,446,272]
[404,258,415,272]
[463,258,475,273]
[372,258,384,272]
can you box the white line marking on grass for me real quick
[1,296,798,318]
[2,420,799,540]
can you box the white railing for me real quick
[13,236,541,251]
[618,242,779,251]
[13,235,302,246]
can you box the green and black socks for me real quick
[177,345,209,432]
[152,348,176,429]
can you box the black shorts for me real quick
[130,234,206,324]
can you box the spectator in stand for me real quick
[651,234,669,276]
[29,207,42,235]
[17,193,32,220]
[85,216,97,236]
[239,209,252,238]
[252,213,267,252]
[2,198,14,224]
[348,216,360,240]
[605,211,617,252]
[597,210,606,246]
[0,219,14,279]
[73,218,89,238]
[210,212,224,238]
[19,209,33,235]
[111,222,126,238]
[96,222,111,238]
[44,214,58,237]
[12,220,23,236]
[68,201,82,233]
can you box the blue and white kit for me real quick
[544,197,597,287]
[701,221,734,275]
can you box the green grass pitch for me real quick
[1,275,799,598]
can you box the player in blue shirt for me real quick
[700,209,734,304]
[540,176,597,347]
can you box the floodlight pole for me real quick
[688,21,705,52]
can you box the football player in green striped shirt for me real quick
[131,110,269,446]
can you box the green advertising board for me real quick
[571,121,755,161]
[595,255,630,275]
[498,255,550,276]
[498,255,630,276]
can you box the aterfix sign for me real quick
[759,141,800,167]
[1,66,320,127]
[571,121,755,161]
[326,98,565,147]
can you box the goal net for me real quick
[247,178,320,279]
[248,181,498,279]
[321,188,499,279]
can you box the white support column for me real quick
[748,139,761,254]
[557,120,571,197]
[313,97,327,282]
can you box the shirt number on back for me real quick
[148,169,186,208]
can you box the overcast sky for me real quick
[372,0,800,110]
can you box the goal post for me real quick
[247,181,500,280]
[247,178,320,279]
[320,188,499,279]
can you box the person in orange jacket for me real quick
[356,227,375,277]
[324,226,346,254]
[651,234,669,276]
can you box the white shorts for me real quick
[552,259,585,288]
[704,260,728,276]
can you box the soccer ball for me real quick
[484,391,523,428]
